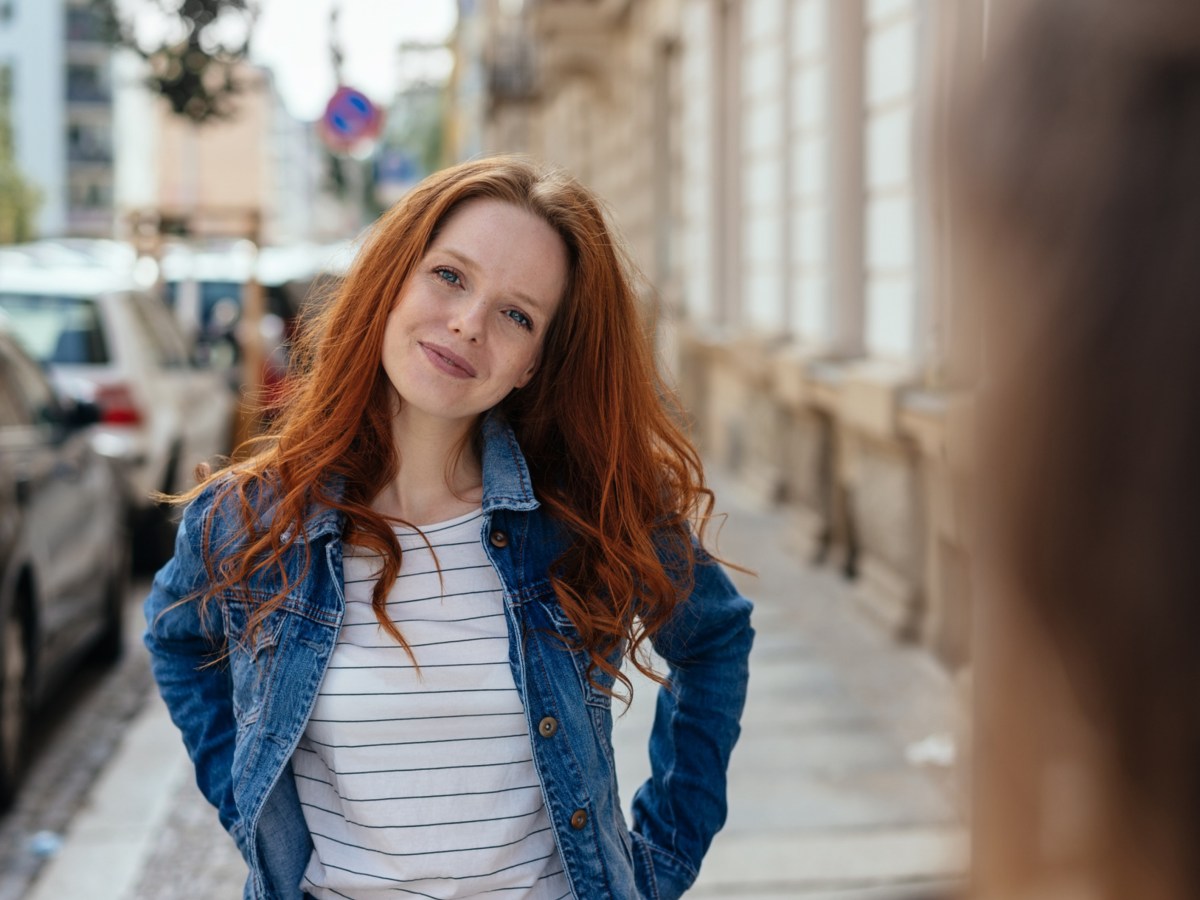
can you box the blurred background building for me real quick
[0,0,118,236]
[0,0,349,246]
[115,61,333,245]
[450,0,986,684]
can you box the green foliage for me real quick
[88,0,257,125]
[0,77,39,244]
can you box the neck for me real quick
[375,408,483,525]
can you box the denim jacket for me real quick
[144,414,754,900]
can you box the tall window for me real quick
[739,0,786,333]
[788,0,831,345]
[679,0,716,323]
[863,0,920,362]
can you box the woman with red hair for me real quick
[145,156,753,900]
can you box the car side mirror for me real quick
[62,397,102,428]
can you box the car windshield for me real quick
[0,293,110,364]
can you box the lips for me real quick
[419,341,477,378]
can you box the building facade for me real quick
[455,0,987,675]
[113,60,332,247]
[0,0,117,237]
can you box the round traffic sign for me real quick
[320,85,383,154]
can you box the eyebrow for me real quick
[436,247,552,316]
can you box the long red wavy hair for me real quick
[185,155,715,697]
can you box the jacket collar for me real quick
[301,411,539,541]
[479,410,540,514]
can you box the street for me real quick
[3,478,968,899]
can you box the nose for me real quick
[450,297,487,342]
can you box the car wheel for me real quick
[133,502,179,574]
[0,597,30,810]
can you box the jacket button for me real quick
[570,809,588,830]
[489,529,509,549]
[538,716,558,738]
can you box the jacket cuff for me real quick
[631,830,698,900]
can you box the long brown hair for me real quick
[184,156,714,698]
[950,1,1200,897]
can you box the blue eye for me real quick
[435,266,461,285]
[506,309,533,331]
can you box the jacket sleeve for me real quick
[143,488,248,857]
[630,543,754,900]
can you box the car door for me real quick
[0,341,108,663]
[0,369,27,603]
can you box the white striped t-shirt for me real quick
[292,508,571,900]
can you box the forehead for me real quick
[430,198,559,253]
[427,199,568,307]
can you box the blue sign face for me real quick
[322,86,382,149]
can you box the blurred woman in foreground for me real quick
[950,0,1200,898]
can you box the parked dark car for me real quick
[0,329,129,809]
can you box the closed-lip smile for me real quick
[420,341,477,378]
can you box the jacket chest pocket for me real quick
[543,602,623,711]
[222,598,288,727]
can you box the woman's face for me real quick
[381,198,568,430]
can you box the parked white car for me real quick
[0,262,236,565]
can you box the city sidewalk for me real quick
[27,479,968,900]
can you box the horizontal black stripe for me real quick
[307,806,544,833]
[300,781,540,806]
[304,731,526,750]
[340,583,501,607]
[322,660,509,674]
[393,512,483,535]
[346,513,483,545]
[307,708,523,725]
[309,860,441,898]
[378,613,505,627]
[318,851,559,887]
[343,564,496,592]
[293,748,534,777]
[479,872,569,894]
[340,608,503,624]
[396,563,493,580]
[345,633,507,651]
[385,593,502,609]
[316,686,513,698]
[394,537,480,550]
[310,822,551,853]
